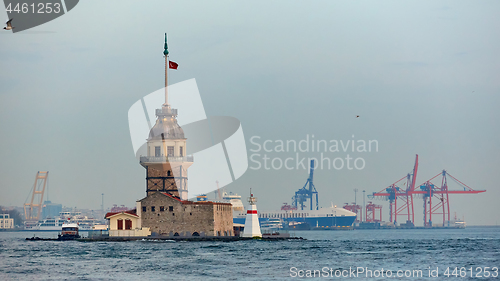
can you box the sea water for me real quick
[0,227,498,280]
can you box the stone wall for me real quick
[213,203,234,236]
[139,192,233,236]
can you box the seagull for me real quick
[3,19,14,30]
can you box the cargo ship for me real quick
[197,193,357,230]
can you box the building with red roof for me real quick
[105,209,151,237]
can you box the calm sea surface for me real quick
[0,227,499,280]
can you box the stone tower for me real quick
[139,34,193,200]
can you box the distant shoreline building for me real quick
[0,214,14,229]
[41,201,62,219]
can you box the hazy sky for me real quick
[1,0,499,225]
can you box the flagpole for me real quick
[163,33,169,106]
[165,54,168,106]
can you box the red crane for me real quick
[370,154,419,226]
[415,170,485,227]
[343,203,362,222]
[365,202,382,222]
[370,155,486,226]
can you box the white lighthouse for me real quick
[242,190,262,238]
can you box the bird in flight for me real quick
[3,19,14,30]
[356,115,360,118]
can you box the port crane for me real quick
[24,171,49,222]
[343,203,362,222]
[416,170,484,227]
[368,155,419,225]
[370,155,486,226]
[365,202,382,222]
[292,160,319,210]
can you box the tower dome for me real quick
[148,107,185,140]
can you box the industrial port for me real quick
[8,152,484,233]
[252,154,484,230]
[2,35,487,234]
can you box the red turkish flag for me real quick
[169,61,179,69]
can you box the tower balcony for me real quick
[156,107,177,117]
[140,155,193,164]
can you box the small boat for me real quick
[26,221,81,241]
[260,218,283,230]
[454,220,466,229]
[286,220,311,230]
[58,222,80,240]
[261,218,290,238]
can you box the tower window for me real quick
[180,147,183,157]
[160,206,165,212]
[155,146,161,157]
[167,146,174,157]
[142,207,146,212]
[151,206,155,212]
[169,206,173,212]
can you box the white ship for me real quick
[24,211,101,231]
[260,218,283,232]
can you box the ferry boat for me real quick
[58,222,80,240]
[24,211,101,231]
[260,218,283,231]
[200,193,357,230]
[26,221,81,241]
